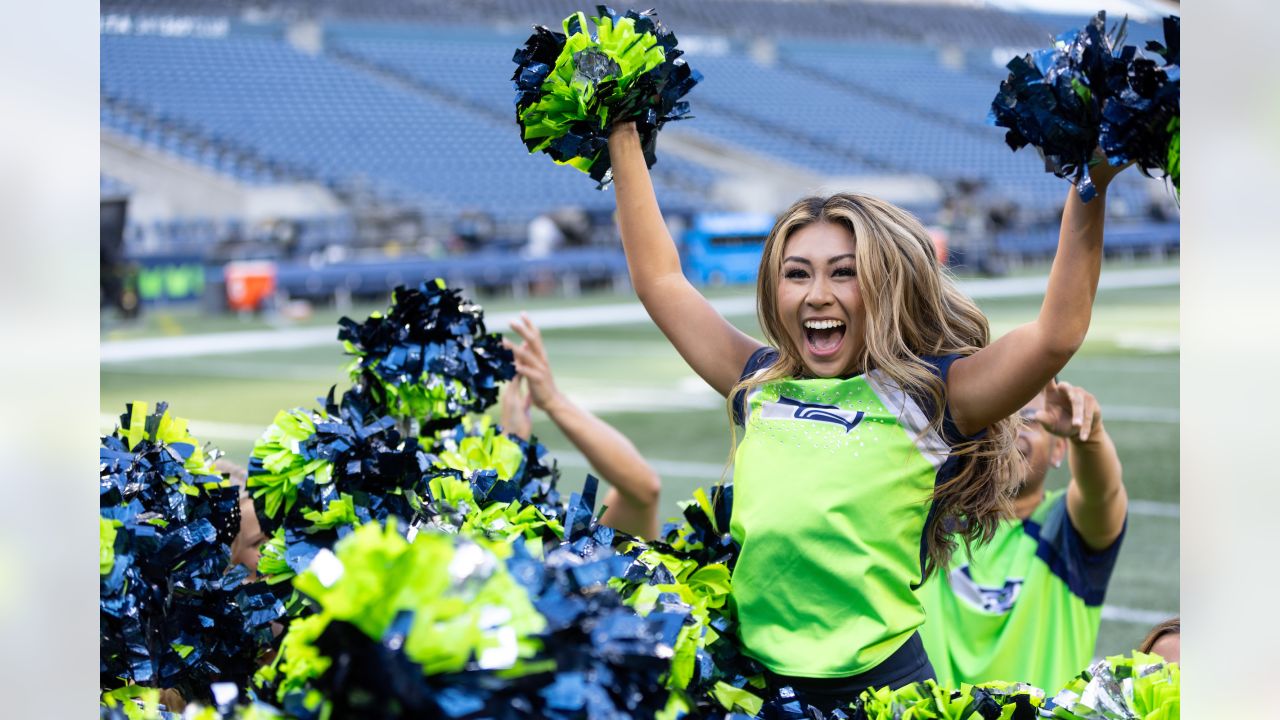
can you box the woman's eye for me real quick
[784,268,809,280]
[833,267,856,277]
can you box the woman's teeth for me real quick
[804,319,845,330]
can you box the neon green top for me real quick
[729,349,961,677]
[918,489,1126,690]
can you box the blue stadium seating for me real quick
[773,41,1165,214]
[101,32,714,225]
[101,1,1057,46]
[100,6,1177,263]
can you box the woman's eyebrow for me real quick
[782,256,812,265]
[828,254,856,263]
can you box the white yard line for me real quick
[1127,500,1180,519]
[101,268,1178,362]
[553,449,733,482]
[1101,605,1177,626]
[556,452,1181,518]
[101,360,343,380]
[1104,406,1179,423]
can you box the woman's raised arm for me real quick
[947,159,1128,436]
[609,122,762,396]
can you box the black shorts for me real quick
[762,633,935,713]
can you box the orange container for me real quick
[224,260,277,312]
[927,227,949,265]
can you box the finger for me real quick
[521,311,546,357]
[1068,387,1084,431]
[509,319,535,345]
[1080,396,1097,442]
[510,343,537,368]
[513,342,550,375]
[513,360,545,384]
[1045,383,1070,415]
[510,321,548,364]
[513,362,531,382]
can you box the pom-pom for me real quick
[246,389,434,584]
[430,415,566,524]
[1099,15,1180,196]
[101,683,292,719]
[607,483,764,716]
[513,5,700,187]
[1045,651,1179,720]
[100,402,279,700]
[338,279,514,434]
[254,479,692,719]
[989,12,1128,201]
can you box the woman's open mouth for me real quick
[803,319,846,358]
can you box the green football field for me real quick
[100,276,1179,660]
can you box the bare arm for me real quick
[504,314,660,539]
[609,122,762,396]
[948,159,1128,436]
[1035,381,1127,550]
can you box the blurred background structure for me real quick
[99,0,1180,658]
[100,0,1180,313]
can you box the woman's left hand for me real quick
[1089,146,1132,191]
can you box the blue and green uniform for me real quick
[730,347,970,688]
[919,489,1126,690]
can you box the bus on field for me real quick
[681,212,776,286]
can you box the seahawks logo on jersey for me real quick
[761,395,866,433]
[949,565,1024,614]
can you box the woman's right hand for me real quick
[609,120,638,140]
[607,113,762,397]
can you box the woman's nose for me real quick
[806,276,834,306]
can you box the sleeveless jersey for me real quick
[729,348,966,677]
[918,489,1125,689]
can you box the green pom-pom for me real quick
[518,10,667,170]
[263,613,333,702]
[513,7,700,186]
[116,401,220,476]
[710,681,764,716]
[1049,651,1180,720]
[100,685,165,720]
[99,516,120,576]
[255,529,294,584]
[435,416,526,482]
[247,408,332,521]
[288,521,545,676]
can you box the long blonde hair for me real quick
[727,193,1024,578]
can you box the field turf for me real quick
[101,279,1179,660]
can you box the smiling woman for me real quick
[607,115,1128,709]
[777,222,862,376]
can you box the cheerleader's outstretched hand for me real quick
[503,312,661,539]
